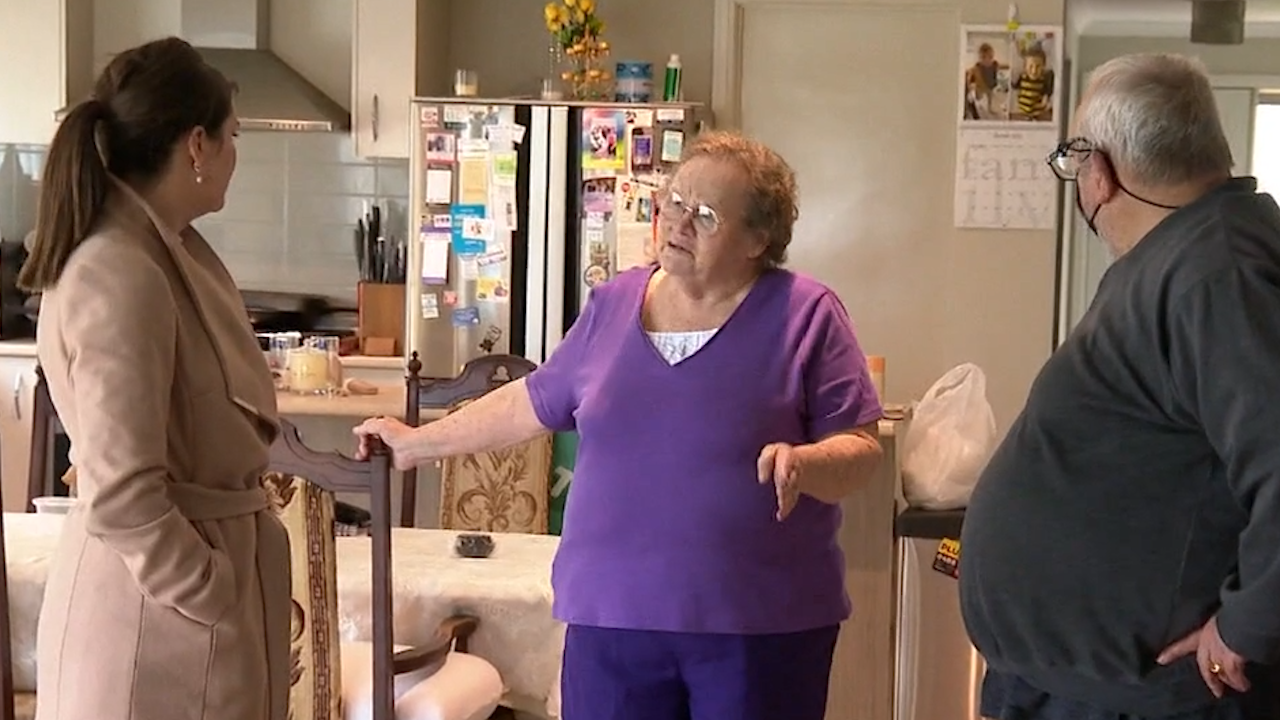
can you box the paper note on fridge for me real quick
[491,152,518,186]
[459,157,489,204]
[420,230,450,284]
[617,222,655,272]
[425,169,453,204]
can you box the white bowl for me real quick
[32,496,78,515]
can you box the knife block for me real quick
[357,282,405,357]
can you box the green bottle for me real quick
[663,54,683,102]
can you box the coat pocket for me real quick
[132,599,217,720]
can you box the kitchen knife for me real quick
[354,220,367,281]
[379,236,393,284]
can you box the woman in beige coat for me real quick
[20,38,289,720]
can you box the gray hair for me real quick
[1077,53,1232,186]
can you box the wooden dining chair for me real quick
[398,353,550,532]
[267,419,503,720]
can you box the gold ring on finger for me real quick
[1209,661,1222,674]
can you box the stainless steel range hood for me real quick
[59,0,349,132]
[196,46,349,132]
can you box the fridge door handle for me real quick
[372,93,380,143]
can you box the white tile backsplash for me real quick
[0,133,409,304]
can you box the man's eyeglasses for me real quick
[660,190,723,236]
[1046,137,1095,181]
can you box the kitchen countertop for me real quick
[276,384,445,421]
[0,340,37,358]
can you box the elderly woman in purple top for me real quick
[354,130,884,720]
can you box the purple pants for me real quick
[560,624,840,720]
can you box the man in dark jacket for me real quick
[960,52,1280,719]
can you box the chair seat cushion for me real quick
[340,642,504,720]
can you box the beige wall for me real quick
[713,0,1065,434]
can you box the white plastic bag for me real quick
[901,363,998,510]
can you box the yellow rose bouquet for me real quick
[544,0,611,99]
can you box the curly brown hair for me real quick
[679,130,799,268]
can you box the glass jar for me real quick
[287,336,340,395]
[268,332,301,391]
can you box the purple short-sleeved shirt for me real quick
[526,266,883,635]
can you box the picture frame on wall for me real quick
[958,24,1064,127]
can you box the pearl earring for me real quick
[194,164,204,184]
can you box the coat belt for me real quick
[167,482,270,520]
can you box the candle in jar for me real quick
[288,348,330,394]
[866,355,886,402]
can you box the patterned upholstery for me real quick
[262,471,344,720]
[439,401,553,534]
[262,471,504,720]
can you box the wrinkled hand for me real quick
[352,416,418,471]
[1158,615,1249,698]
[757,442,804,521]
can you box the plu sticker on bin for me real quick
[933,538,961,579]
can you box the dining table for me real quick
[1,512,565,718]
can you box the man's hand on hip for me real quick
[1157,615,1250,698]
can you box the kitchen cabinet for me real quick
[0,353,39,514]
[0,0,93,145]
[351,0,452,159]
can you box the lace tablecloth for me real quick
[2,515,565,718]
[336,529,564,718]
[2,513,64,695]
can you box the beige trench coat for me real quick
[34,182,289,720]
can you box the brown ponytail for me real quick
[17,37,234,292]
[17,100,112,292]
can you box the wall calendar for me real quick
[953,126,1060,230]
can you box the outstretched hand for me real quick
[1157,615,1249,698]
[352,416,419,471]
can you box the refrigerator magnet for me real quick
[476,246,507,268]
[660,130,684,163]
[581,108,628,170]
[420,293,440,320]
[443,291,459,306]
[631,129,654,172]
[476,278,510,303]
[425,133,456,163]
[450,307,481,327]
[625,109,655,127]
[478,325,503,354]
[584,265,610,288]
[419,106,440,128]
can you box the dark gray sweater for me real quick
[960,178,1280,716]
